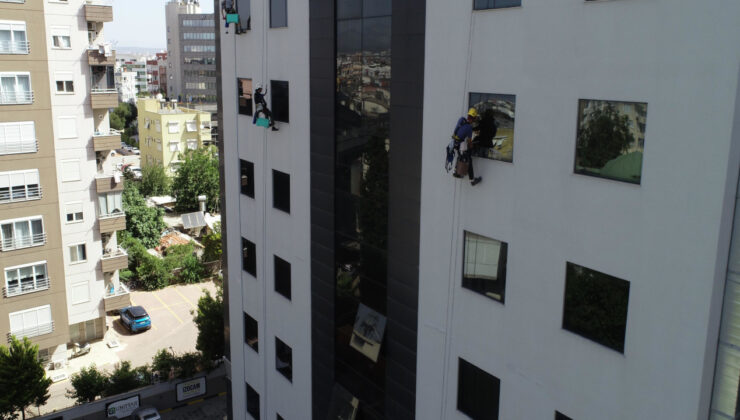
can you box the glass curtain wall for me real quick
[335,0,391,418]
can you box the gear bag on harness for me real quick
[445,117,471,173]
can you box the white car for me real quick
[132,407,161,420]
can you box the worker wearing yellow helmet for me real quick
[447,108,482,186]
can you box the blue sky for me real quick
[107,0,214,50]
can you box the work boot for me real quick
[271,126,279,131]
[471,177,482,186]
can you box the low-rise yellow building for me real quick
[138,98,212,174]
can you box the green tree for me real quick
[67,364,107,404]
[103,361,148,397]
[179,254,205,284]
[575,103,635,169]
[192,287,225,362]
[151,349,177,380]
[136,256,171,291]
[0,336,52,420]
[109,112,125,131]
[171,147,220,212]
[202,222,222,263]
[139,165,171,197]
[122,181,166,248]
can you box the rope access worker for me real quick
[451,108,482,186]
[253,83,278,131]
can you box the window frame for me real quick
[50,26,71,49]
[272,169,290,213]
[0,121,36,155]
[54,74,74,94]
[246,382,260,420]
[4,260,48,297]
[274,255,291,300]
[462,231,508,303]
[275,336,293,382]
[0,215,45,251]
[9,304,53,339]
[0,20,28,54]
[68,243,87,264]
[270,80,289,123]
[473,0,521,10]
[457,357,501,420]
[244,312,258,352]
[240,159,255,198]
[0,72,32,104]
[237,78,253,116]
[242,237,256,277]
[65,201,84,223]
[0,169,40,204]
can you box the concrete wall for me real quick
[417,1,740,419]
[219,0,312,418]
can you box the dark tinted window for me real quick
[240,159,254,198]
[277,416,284,420]
[462,231,507,303]
[274,255,291,300]
[272,170,290,213]
[563,262,630,353]
[457,358,500,420]
[555,411,573,420]
[238,78,253,116]
[275,336,293,381]
[468,92,516,163]
[242,237,256,277]
[269,0,287,28]
[270,80,289,123]
[474,0,521,9]
[246,382,260,419]
[244,312,258,352]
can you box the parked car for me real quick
[132,407,161,420]
[132,147,140,155]
[124,165,143,180]
[119,306,151,333]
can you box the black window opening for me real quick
[562,262,630,353]
[242,237,256,277]
[240,159,254,198]
[555,411,573,420]
[274,255,291,300]
[277,415,284,420]
[457,358,500,420]
[244,312,258,352]
[473,0,521,10]
[229,0,251,32]
[270,80,289,123]
[275,336,293,381]
[246,382,260,420]
[462,231,507,303]
[238,78,253,116]
[269,0,287,28]
[272,169,290,213]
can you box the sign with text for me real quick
[176,376,207,402]
[106,395,140,418]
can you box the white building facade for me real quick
[218,0,740,419]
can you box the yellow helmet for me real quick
[467,107,478,118]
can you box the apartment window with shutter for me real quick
[0,121,36,155]
[60,160,80,182]
[50,27,71,49]
[0,169,40,203]
[167,121,179,134]
[57,116,77,139]
[0,216,45,251]
[4,261,48,297]
[0,72,32,104]
[65,202,83,223]
[185,120,197,132]
[9,305,53,339]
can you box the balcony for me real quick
[0,232,46,252]
[101,246,127,273]
[93,129,121,152]
[0,41,29,55]
[4,277,50,298]
[95,173,123,193]
[0,185,41,204]
[7,321,53,342]
[103,283,131,312]
[0,91,33,105]
[87,47,115,66]
[99,211,125,233]
[90,88,118,109]
[85,1,113,23]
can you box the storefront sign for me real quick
[176,376,207,402]
[106,395,140,418]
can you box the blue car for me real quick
[119,306,151,333]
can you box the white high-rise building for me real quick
[217,0,740,419]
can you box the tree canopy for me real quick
[122,181,166,249]
[139,165,171,197]
[192,286,224,362]
[0,336,52,420]
[171,147,220,213]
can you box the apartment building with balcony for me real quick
[44,0,128,346]
[0,0,70,365]
[138,97,212,174]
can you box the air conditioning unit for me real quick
[53,361,63,370]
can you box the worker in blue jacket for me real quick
[451,108,482,186]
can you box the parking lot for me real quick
[111,282,218,367]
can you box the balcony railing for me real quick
[8,321,53,342]
[105,282,129,299]
[91,88,117,94]
[101,246,128,272]
[0,186,42,204]
[103,282,130,311]
[0,41,30,54]
[93,128,121,137]
[0,140,37,155]
[102,246,127,260]
[0,0,25,3]
[99,210,124,220]
[0,233,46,251]
[0,91,33,105]
[4,277,50,298]
[86,0,112,5]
